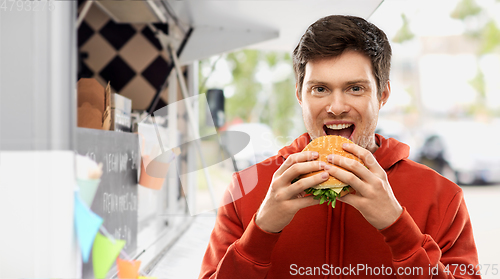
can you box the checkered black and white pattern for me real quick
[78,3,170,110]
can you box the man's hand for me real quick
[327,143,403,230]
[255,151,329,233]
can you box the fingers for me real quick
[337,191,362,208]
[327,154,370,184]
[288,195,321,211]
[270,150,331,201]
[274,151,319,178]
[325,143,385,195]
[320,143,403,230]
[285,171,330,199]
[279,159,327,186]
[341,143,382,174]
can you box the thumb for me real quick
[337,192,360,208]
[293,195,320,211]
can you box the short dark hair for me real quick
[293,15,392,99]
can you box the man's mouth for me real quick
[323,123,354,139]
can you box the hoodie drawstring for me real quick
[325,202,347,279]
[324,205,332,279]
[339,202,345,279]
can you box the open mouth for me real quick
[323,123,354,140]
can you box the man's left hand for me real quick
[326,143,403,230]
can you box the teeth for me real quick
[326,123,352,130]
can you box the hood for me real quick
[373,134,410,171]
[277,133,409,171]
[277,133,311,159]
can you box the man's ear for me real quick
[295,84,302,106]
[379,81,391,109]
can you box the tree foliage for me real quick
[199,49,298,139]
[451,0,500,116]
[480,20,500,54]
[225,50,262,123]
[393,14,415,44]
[450,0,482,20]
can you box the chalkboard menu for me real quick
[75,128,139,278]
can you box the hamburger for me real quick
[297,135,365,208]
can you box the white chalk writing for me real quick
[113,225,132,249]
[103,192,138,213]
[104,152,134,173]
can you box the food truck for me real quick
[0,1,383,277]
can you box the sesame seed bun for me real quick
[300,135,364,190]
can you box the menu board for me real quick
[75,128,139,278]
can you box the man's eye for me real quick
[314,87,326,93]
[349,86,363,94]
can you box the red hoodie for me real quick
[199,134,480,278]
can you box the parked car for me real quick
[416,120,500,185]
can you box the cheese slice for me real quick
[331,187,343,194]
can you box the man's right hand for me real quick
[255,151,330,233]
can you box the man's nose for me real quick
[326,93,349,116]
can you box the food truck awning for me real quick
[174,0,384,63]
[95,0,384,63]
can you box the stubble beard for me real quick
[355,119,378,152]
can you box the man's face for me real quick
[296,50,390,153]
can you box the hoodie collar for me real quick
[277,133,311,159]
[373,134,410,170]
[277,133,409,171]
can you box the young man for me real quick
[199,15,480,278]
